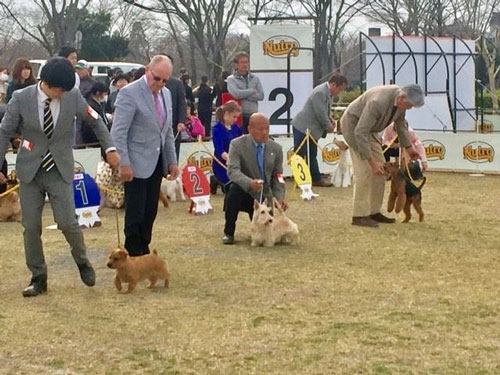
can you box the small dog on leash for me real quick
[385,162,426,223]
[159,176,186,207]
[250,198,299,247]
[106,248,170,293]
[331,139,353,187]
[0,190,21,222]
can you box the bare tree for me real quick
[0,0,92,55]
[121,0,243,81]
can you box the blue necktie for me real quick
[257,144,265,181]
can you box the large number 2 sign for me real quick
[269,88,294,125]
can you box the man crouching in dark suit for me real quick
[0,57,120,297]
[222,113,288,244]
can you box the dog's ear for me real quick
[118,249,129,259]
[253,199,260,210]
[263,198,268,207]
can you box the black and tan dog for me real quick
[385,161,426,223]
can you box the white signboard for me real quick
[250,24,313,71]
[250,24,314,131]
[366,36,475,131]
[254,71,314,134]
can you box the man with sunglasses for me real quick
[111,55,178,256]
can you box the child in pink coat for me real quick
[383,122,428,170]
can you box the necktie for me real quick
[41,98,55,172]
[153,92,165,128]
[257,144,265,181]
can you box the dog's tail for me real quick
[417,177,427,191]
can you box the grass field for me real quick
[1,172,500,375]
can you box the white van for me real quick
[30,60,143,82]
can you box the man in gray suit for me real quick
[0,57,120,297]
[292,73,347,187]
[111,55,178,256]
[222,113,287,244]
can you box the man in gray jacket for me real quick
[0,57,120,297]
[222,113,286,244]
[111,55,178,256]
[292,73,347,187]
[227,52,264,134]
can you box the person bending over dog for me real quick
[340,84,423,228]
[0,57,120,297]
[222,113,287,245]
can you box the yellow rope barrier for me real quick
[0,183,20,198]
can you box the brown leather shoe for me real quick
[370,213,396,224]
[312,179,333,187]
[352,216,379,227]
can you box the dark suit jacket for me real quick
[166,77,187,132]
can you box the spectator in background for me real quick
[133,67,145,81]
[181,101,205,140]
[81,82,111,147]
[106,73,129,114]
[212,70,229,107]
[383,121,428,171]
[0,67,9,102]
[165,55,187,159]
[181,73,194,103]
[58,46,79,88]
[227,52,264,134]
[5,58,37,104]
[211,100,242,192]
[75,60,96,98]
[105,68,116,91]
[197,75,213,136]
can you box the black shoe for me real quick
[222,234,234,245]
[22,282,47,297]
[77,263,96,286]
[352,216,379,228]
[312,179,333,187]
[370,213,396,224]
[210,175,218,195]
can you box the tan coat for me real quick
[341,85,411,160]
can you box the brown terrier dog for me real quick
[0,190,22,222]
[385,162,426,223]
[106,248,170,293]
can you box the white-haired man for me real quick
[341,84,424,227]
[111,55,178,256]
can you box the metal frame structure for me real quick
[359,33,480,132]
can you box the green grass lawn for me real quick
[1,172,500,374]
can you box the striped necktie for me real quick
[41,98,55,172]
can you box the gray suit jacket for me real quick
[292,82,332,140]
[227,134,285,201]
[0,85,113,183]
[111,77,177,179]
[341,85,411,160]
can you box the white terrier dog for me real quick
[160,176,186,203]
[250,198,299,247]
[331,139,353,188]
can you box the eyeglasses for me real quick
[150,70,169,84]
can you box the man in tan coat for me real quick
[340,84,424,227]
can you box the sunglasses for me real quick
[150,70,169,84]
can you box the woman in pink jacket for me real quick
[383,122,428,170]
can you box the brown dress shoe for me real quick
[352,216,379,227]
[370,213,396,223]
[312,179,333,187]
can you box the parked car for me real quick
[30,60,143,83]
